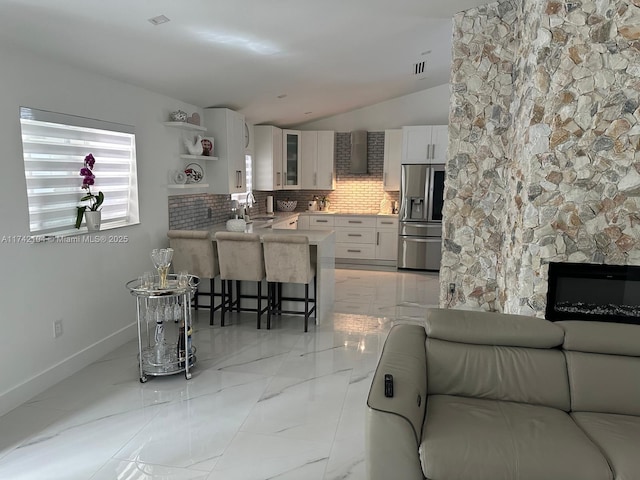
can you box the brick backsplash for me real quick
[169,132,399,229]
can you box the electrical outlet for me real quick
[449,283,456,294]
[54,319,63,338]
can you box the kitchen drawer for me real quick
[334,216,377,228]
[376,217,398,229]
[336,243,376,259]
[336,229,376,244]
[309,216,334,228]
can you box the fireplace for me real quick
[546,262,640,325]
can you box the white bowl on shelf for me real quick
[226,219,247,232]
[276,200,297,212]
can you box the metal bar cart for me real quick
[126,274,199,383]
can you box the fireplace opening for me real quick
[546,262,640,325]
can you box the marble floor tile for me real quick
[0,268,440,480]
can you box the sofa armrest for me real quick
[366,324,427,480]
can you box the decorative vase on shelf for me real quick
[84,211,101,232]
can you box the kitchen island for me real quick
[202,223,335,326]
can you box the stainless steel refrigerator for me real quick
[397,163,445,270]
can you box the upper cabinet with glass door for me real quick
[282,130,301,189]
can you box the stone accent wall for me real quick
[274,132,399,213]
[442,0,640,316]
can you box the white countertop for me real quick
[297,211,398,217]
[206,223,334,246]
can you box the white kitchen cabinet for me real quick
[301,131,335,190]
[375,217,399,261]
[303,213,398,266]
[254,125,283,191]
[308,215,334,229]
[282,130,301,189]
[383,129,402,191]
[402,125,448,164]
[297,214,310,230]
[273,214,298,230]
[203,108,246,194]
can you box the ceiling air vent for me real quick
[413,61,426,76]
[148,15,170,26]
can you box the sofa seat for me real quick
[420,395,612,480]
[572,412,640,480]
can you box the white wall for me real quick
[0,44,201,416]
[293,83,450,131]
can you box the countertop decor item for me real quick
[184,163,204,183]
[183,134,204,156]
[75,153,104,230]
[172,170,187,185]
[169,110,187,122]
[277,200,297,212]
[187,112,200,126]
[226,218,247,232]
[201,137,214,156]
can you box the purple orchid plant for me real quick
[74,153,105,229]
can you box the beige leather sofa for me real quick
[366,309,640,480]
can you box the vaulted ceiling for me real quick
[0,0,490,127]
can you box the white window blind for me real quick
[19,107,139,235]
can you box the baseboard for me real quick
[0,323,137,417]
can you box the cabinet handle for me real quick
[314,173,317,186]
[383,172,387,186]
[381,221,393,224]
[329,172,333,185]
[377,232,380,245]
[348,220,362,224]
[316,219,328,223]
[277,172,281,186]
[431,144,436,159]
[289,221,296,225]
[347,234,362,237]
[347,249,361,253]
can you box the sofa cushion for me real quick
[426,308,564,348]
[426,338,570,411]
[565,351,640,416]
[572,412,640,480]
[558,320,640,356]
[420,395,612,480]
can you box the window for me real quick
[230,154,255,206]
[19,107,139,236]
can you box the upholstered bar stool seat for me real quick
[214,231,269,328]
[167,230,222,325]
[262,234,316,332]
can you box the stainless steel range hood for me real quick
[350,130,368,174]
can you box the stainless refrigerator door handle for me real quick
[377,232,380,245]
[401,223,434,229]
[400,237,440,243]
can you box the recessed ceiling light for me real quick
[148,15,170,26]
[277,94,287,99]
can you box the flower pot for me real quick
[84,211,101,232]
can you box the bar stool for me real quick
[262,234,316,332]
[214,231,269,328]
[167,230,222,326]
